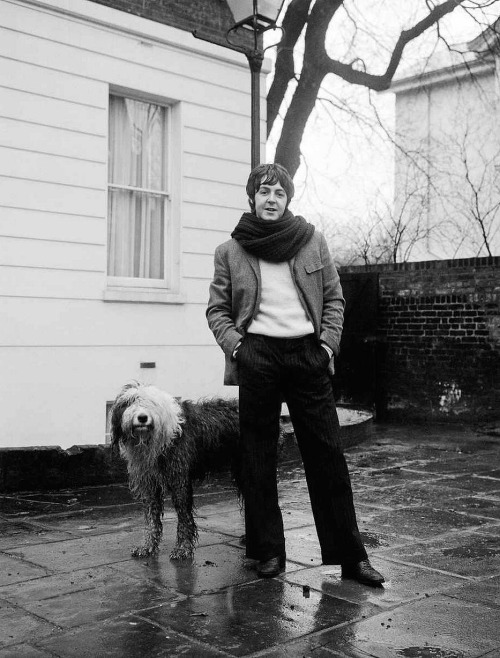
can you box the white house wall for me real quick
[394,67,500,260]
[0,0,264,448]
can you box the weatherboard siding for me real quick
[0,0,261,448]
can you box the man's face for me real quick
[254,179,287,221]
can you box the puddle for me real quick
[397,648,465,658]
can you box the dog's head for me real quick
[110,381,183,457]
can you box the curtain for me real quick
[107,96,166,279]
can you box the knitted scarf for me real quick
[231,209,315,262]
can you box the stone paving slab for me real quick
[12,484,135,508]
[355,480,468,509]
[142,578,376,657]
[283,557,467,610]
[110,543,304,597]
[445,495,500,520]
[37,615,229,657]
[436,474,500,495]
[356,528,406,552]
[476,523,500,536]
[0,422,499,657]
[380,529,500,578]
[0,495,69,518]
[444,574,500,607]
[402,453,500,476]
[28,503,144,536]
[350,467,445,489]
[226,524,408,568]
[303,594,500,658]
[6,530,142,572]
[0,565,181,629]
[281,526,323,567]
[358,506,491,540]
[0,644,53,658]
[0,519,76,550]
[0,553,49,587]
[197,505,321,539]
[0,601,57,650]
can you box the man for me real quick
[206,163,384,586]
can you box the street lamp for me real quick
[193,0,285,169]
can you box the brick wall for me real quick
[340,257,500,421]
[88,0,253,48]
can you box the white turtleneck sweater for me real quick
[247,260,314,337]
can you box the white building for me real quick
[391,26,500,261]
[0,0,264,447]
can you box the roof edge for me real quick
[389,55,495,94]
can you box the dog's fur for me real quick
[110,381,242,559]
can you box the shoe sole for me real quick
[257,565,286,578]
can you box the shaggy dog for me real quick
[110,381,242,560]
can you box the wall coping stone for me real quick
[340,256,500,274]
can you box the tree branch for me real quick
[323,0,467,90]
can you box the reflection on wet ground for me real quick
[0,423,499,657]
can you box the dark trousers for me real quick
[237,333,367,565]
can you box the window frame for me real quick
[105,401,113,445]
[104,90,183,304]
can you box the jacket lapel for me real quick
[240,247,260,282]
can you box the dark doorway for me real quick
[332,272,386,419]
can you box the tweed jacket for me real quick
[206,230,345,386]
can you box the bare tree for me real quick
[445,127,500,256]
[269,0,500,178]
[335,169,436,265]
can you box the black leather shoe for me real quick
[257,555,286,578]
[341,559,385,587]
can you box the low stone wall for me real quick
[0,411,373,492]
[341,256,500,421]
[0,445,127,493]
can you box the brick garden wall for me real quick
[340,257,500,421]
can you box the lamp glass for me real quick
[226,0,283,26]
[258,0,284,21]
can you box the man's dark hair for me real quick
[246,163,295,210]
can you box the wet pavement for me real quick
[0,423,499,657]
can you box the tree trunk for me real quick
[273,65,324,176]
[273,0,341,176]
[267,0,312,137]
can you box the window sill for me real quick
[103,287,185,304]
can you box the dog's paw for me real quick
[169,546,194,561]
[131,545,157,558]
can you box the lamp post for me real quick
[193,0,284,169]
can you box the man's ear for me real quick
[247,196,255,210]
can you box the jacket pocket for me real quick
[305,259,324,274]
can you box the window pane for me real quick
[107,189,165,279]
[109,96,166,190]
[108,95,167,280]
